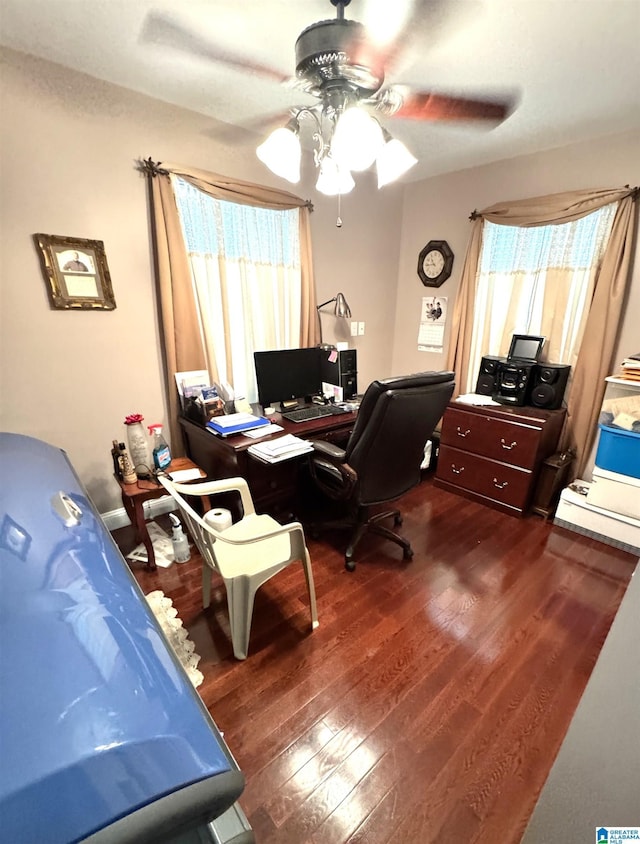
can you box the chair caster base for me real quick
[403,547,414,560]
[345,557,356,572]
[394,514,403,527]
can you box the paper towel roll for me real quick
[204,508,232,532]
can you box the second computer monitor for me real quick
[254,347,322,409]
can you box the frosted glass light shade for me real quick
[376,137,418,187]
[256,126,301,183]
[316,157,355,196]
[331,108,384,172]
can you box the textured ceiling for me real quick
[1,0,639,182]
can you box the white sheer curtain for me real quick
[467,203,617,393]
[173,176,302,403]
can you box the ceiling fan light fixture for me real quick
[376,135,418,188]
[256,120,301,183]
[330,106,384,172]
[315,156,355,196]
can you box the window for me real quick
[467,203,617,393]
[173,176,303,403]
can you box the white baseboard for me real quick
[101,495,177,531]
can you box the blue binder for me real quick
[206,413,270,437]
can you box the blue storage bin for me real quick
[595,423,640,479]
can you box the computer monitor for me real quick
[507,334,545,362]
[253,347,322,409]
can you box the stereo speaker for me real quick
[528,364,571,409]
[475,356,505,395]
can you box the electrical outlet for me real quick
[358,321,365,336]
[350,321,358,337]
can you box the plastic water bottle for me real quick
[169,513,191,563]
[148,424,171,470]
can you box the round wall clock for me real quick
[418,240,454,288]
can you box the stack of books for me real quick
[616,353,640,383]
[248,434,313,464]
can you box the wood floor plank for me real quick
[114,476,637,844]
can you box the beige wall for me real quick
[392,130,640,388]
[1,47,637,515]
[391,130,639,478]
[0,48,402,513]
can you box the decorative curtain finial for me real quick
[138,157,169,177]
[469,209,480,221]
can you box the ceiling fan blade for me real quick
[360,0,484,76]
[140,11,293,84]
[392,91,515,123]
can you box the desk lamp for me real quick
[317,292,352,318]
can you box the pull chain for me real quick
[336,191,343,228]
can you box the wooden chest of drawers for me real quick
[435,402,566,516]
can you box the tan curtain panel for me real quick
[144,160,319,455]
[447,186,638,478]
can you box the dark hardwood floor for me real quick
[112,476,637,844]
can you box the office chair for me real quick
[158,475,319,660]
[308,371,455,571]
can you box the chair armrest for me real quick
[203,516,310,564]
[160,475,256,517]
[311,440,346,461]
[309,441,357,500]
[215,515,306,544]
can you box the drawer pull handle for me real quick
[451,465,465,475]
[500,438,517,450]
[493,478,509,489]
[456,427,471,438]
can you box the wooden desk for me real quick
[179,410,357,519]
[116,456,205,570]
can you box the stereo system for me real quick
[476,356,570,409]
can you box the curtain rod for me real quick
[469,185,639,219]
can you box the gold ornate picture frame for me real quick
[34,233,116,310]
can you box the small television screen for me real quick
[507,334,545,362]
[254,347,322,409]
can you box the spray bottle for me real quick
[169,513,191,563]
[148,424,171,470]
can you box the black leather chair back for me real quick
[345,371,455,506]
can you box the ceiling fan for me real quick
[143,0,514,192]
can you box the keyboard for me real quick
[282,404,348,423]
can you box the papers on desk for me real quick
[243,423,284,439]
[206,412,270,437]
[248,434,313,464]
[455,393,501,406]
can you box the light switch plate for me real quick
[350,321,358,336]
[358,322,365,335]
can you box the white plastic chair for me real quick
[158,475,319,660]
